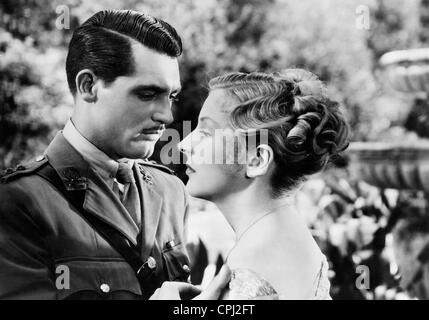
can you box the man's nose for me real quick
[152,100,174,126]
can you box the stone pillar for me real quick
[348,48,429,192]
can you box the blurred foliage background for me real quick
[1,0,428,168]
[2,0,429,299]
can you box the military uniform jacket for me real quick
[0,133,191,299]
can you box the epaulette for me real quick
[0,155,48,184]
[137,159,175,175]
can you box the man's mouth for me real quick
[141,126,165,135]
[135,126,165,141]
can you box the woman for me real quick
[179,69,350,299]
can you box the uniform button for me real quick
[16,165,25,171]
[147,256,157,269]
[36,155,45,162]
[166,240,175,249]
[100,283,110,293]
[182,264,191,273]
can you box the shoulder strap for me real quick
[35,163,154,289]
[0,156,49,184]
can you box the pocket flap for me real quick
[162,243,191,282]
[54,259,141,299]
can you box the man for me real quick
[0,9,228,299]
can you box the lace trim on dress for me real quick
[226,268,278,299]
[225,256,331,300]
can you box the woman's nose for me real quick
[178,133,193,155]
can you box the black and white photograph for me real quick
[1,0,429,305]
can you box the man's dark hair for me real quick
[66,10,182,95]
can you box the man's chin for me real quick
[121,143,155,160]
[135,148,155,160]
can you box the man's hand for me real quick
[149,265,231,300]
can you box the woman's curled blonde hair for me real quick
[209,68,350,196]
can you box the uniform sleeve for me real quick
[0,183,56,299]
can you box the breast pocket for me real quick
[54,259,142,300]
[161,242,191,282]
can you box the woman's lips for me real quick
[141,129,163,134]
[136,133,160,141]
[186,164,196,175]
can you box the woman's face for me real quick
[179,89,247,201]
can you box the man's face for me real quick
[86,42,181,160]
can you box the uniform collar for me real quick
[62,119,119,188]
[45,131,90,190]
[44,132,141,245]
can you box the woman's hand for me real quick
[149,282,201,300]
[149,265,231,300]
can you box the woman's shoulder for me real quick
[226,234,328,299]
[221,268,278,300]
[224,255,331,300]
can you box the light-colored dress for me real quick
[223,256,332,300]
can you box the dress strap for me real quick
[312,256,332,300]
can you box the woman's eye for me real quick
[199,129,212,137]
[169,94,180,102]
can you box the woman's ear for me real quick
[75,69,98,103]
[246,144,274,178]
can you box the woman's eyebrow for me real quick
[171,86,182,95]
[199,116,220,127]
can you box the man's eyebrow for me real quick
[129,85,169,94]
[130,84,182,95]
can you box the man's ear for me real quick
[246,144,275,178]
[75,69,99,103]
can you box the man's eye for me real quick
[136,92,157,100]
